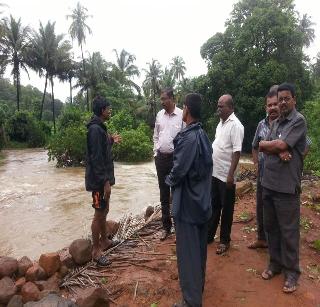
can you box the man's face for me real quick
[102,107,112,120]
[265,95,279,121]
[217,97,232,120]
[160,92,174,112]
[182,104,188,122]
[278,90,296,117]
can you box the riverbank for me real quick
[63,177,320,307]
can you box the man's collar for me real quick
[221,112,235,123]
[164,105,177,115]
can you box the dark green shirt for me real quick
[262,109,307,194]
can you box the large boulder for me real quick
[76,287,110,307]
[24,293,77,307]
[236,180,253,197]
[7,294,23,307]
[25,264,47,282]
[39,253,61,277]
[0,276,17,304]
[0,257,18,278]
[18,256,33,277]
[69,239,92,265]
[21,282,40,303]
[106,220,120,238]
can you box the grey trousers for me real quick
[175,219,208,307]
[256,179,266,241]
[262,187,301,280]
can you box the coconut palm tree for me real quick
[142,59,162,122]
[67,2,92,111]
[0,15,30,111]
[161,67,176,89]
[170,56,186,82]
[112,49,140,94]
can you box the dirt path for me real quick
[68,181,320,307]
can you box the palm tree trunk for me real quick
[15,68,20,112]
[50,77,56,134]
[69,77,73,104]
[39,73,48,120]
[80,44,89,111]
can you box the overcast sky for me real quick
[3,0,320,102]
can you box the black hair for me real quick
[161,88,175,99]
[92,95,111,116]
[184,93,202,119]
[278,82,296,98]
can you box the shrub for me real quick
[47,124,87,167]
[107,110,134,133]
[6,111,47,147]
[112,124,153,162]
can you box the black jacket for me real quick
[165,122,213,224]
[85,115,115,191]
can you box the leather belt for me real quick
[157,151,173,157]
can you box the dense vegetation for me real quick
[0,0,319,173]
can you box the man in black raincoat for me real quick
[166,93,213,307]
[85,96,120,266]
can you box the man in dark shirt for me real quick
[85,96,120,266]
[259,83,307,293]
[166,93,213,307]
[248,87,279,249]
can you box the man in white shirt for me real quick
[207,94,244,255]
[153,88,183,241]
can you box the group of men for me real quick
[85,82,307,307]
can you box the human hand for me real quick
[226,174,234,189]
[279,150,292,162]
[112,134,122,144]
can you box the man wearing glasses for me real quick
[259,83,307,293]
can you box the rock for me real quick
[18,256,33,277]
[144,206,154,221]
[77,287,110,307]
[25,264,47,282]
[311,192,320,203]
[69,239,92,265]
[106,220,120,238]
[58,265,69,278]
[0,256,18,278]
[236,180,253,197]
[0,276,17,304]
[15,277,26,291]
[38,290,59,300]
[24,293,77,307]
[7,295,23,307]
[21,282,40,303]
[34,274,60,293]
[58,248,75,269]
[39,253,61,277]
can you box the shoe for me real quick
[283,276,297,293]
[216,243,230,255]
[261,269,281,280]
[247,240,268,249]
[160,230,170,241]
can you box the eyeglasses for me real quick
[278,97,292,103]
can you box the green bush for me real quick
[112,123,153,162]
[107,110,134,133]
[6,111,48,147]
[47,124,87,167]
[303,99,320,176]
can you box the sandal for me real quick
[248,240,268,249]
[261,269,280,280]
[216,243,230,255]
[93,255,111,266]
[283,277,297,293]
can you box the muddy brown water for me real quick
[0,149,159,259]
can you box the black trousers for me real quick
[256,179,266,241]
[155,153,173,231]
[262,187,301,280]
[207,176,235,244]
[175,219,208,307]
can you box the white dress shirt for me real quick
[212,112,244,182]
[153,106,184,156]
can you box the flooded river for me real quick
[0,149,159,259]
